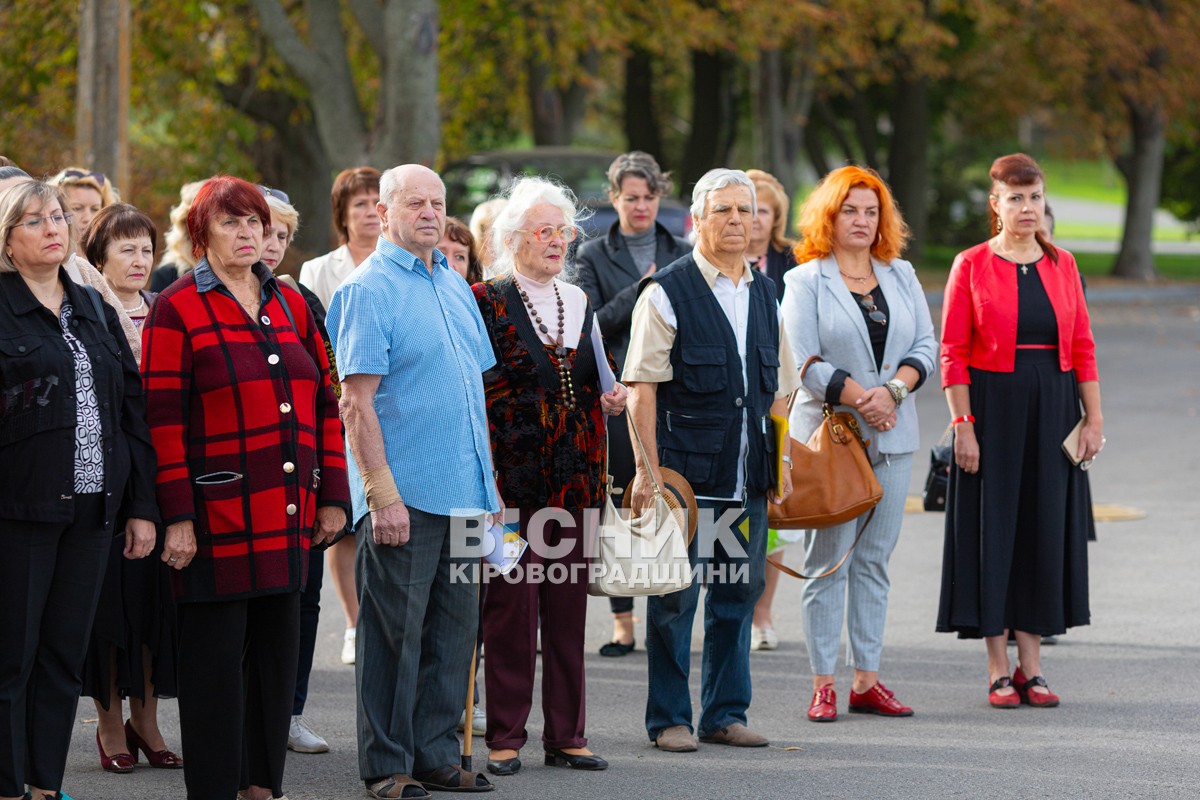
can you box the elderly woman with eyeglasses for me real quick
[472,177,627,778]
[0,181,158,800]
[780,166,937,723]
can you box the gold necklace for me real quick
[839,268,874,285]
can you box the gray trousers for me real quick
[800,452,913,675]
[355,508,478,780]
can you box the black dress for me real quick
[81,528,178,707]
[936,260,1092,639]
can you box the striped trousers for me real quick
[798,452,913,675]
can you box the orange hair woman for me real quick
[779,166,937,722]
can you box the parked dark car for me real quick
[441,147,691,241]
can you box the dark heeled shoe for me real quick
[97,729,136,773]
[485,756,521,776]
[125,719,184,768]
[598,640,635,657]
[544,748,608,771]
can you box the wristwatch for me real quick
[885,378,909,406]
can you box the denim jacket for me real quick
[0,269,158,528]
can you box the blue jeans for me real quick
[645,495,767,740]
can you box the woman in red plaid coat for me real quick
[141,176,349,800]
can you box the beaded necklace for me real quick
[516,278,576,410]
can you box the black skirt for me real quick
[936,350,1092,639]
[81,525,179,706]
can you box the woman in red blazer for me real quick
[936,154,1104,709]
[141,176,349,800]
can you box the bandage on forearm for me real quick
[361,465,403,511]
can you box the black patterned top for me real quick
[473,277,611,512]
[59,296,104,493]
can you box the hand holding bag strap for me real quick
[627,415,665,502]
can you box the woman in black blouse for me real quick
[0,181,158,800]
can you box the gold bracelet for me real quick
[361,465,403,511]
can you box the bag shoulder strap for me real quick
[785,354,825,414]
[767,506,874,580]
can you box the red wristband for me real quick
[952,415,975,426]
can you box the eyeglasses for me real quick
[857,292,887,326]
[13,213,73,232]
[517,224,580,243]
[62,169,108,187]
[258,185,291,204]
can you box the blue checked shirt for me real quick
[326,237,499,524]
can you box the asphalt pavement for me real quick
[60,289,1200,799]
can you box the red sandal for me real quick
[1013,667,1060,707]
[988,676,1020,708]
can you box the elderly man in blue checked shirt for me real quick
[326,164,500,799]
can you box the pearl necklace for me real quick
[516,277,576,410]
[122,294,146,314]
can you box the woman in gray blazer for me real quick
[780,166,936,723]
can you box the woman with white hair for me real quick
[472,177,627,777]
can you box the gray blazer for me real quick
[780,255,937,456]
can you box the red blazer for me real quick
[142,268,349,603]
[940,242,1098,387]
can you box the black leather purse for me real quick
[923,425,953,512]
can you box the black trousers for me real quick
[0,494,109,797]
[177,591,300,800]
[293,551,324,715]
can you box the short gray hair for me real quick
[264,194,300,243]
[607,151,673,197]
[489,176,583,279]
[0,182,75,274]
[690,168,756,219]
[379,164,446,209]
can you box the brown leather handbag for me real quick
[766,357,883,579]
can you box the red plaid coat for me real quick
[142,266,349,602]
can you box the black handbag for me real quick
[923,424,953,512]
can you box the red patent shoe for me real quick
[849,681,913,716]
[125,719,184,768]
[807,684,837,722]
[97,729,135,773]
[1013,667,1060,708]
[988,676,1020,708]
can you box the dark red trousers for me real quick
[483,508,589,751]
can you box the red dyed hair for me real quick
[793,166,909,264]
[187,175,271,259]
[988,153,1058,263]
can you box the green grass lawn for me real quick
[1055,220,1193,242]
[1040,158,1127,205]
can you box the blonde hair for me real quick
[0,182,76,273]
[746,169,794,252]
[48,166,120,206]
[159,181,203,272]
[265,194,300,243]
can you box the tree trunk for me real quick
[757,50,787,180]
[1112,100,1165,281]
[681,48,733,198]
[624,48,663,162]
[888,72,930,261]
[528,58,569,146]
[216,77,333,257]
[379,0,440,165]
[76,0,130,192]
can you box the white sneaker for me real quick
[750,625,779,651]
[288,715,329,753]
[457,706,486,736]
[341,628,356,665]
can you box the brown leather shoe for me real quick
[698,722,769,747]
[654,725,699,752]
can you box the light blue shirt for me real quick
[326,237,499,524]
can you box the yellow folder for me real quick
[771,413,789,497]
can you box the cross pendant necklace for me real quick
[1021,264,1029,275]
